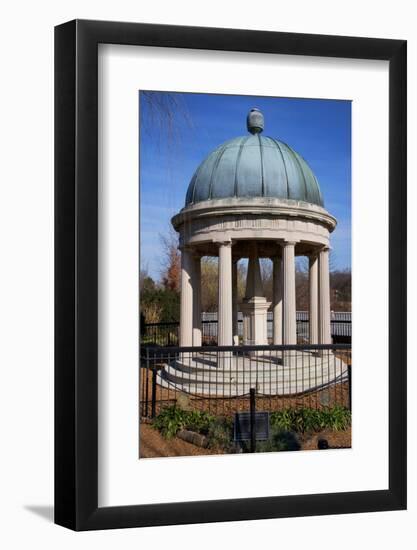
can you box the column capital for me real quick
[319,245,331,253]
[283,240,298,248]
[215,239,233,248]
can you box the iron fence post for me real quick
[250,387,256,453]
[348,363,352,412]
[144,347,150,418]
[151,364,157,418]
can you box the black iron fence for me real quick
[141,321,179,346]
[140,343,351,419]
[141,315,351,347]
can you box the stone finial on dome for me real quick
[247,108,264,134]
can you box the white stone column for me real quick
[283,241,297,345]
[180,247,193,348]
[218,241,233,347]
[232,258,239,345]
[309,253,319,345]
[319,246,332,345]
[192,255,202,347]
[272,255,283,345]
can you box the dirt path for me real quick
[139,424,222,458]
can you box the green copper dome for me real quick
[185,109,323,207]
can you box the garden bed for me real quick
[139,405,351,458]
[139,423,351,458]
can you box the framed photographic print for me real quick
[55,20,407,530]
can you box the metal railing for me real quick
[202,311,352,322]
[140,343,351,418]
[141,314,351,347]
[140,321,179,346]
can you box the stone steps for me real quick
[162,362,345,386]
[165,351,343,372]
[155,352,348,397]
[156,371,348,397]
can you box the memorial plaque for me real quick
[233,412,270,442]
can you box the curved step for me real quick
[156,371,348,397]
[162,361,346,386]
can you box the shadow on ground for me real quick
[24,505,54,523]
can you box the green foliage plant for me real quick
[270,406,351,434]
[152,406,214,439]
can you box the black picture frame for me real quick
[55,19,407,531]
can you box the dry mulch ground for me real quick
[139,423,351,458]
[139,424,223,458]
[299,427,351,450]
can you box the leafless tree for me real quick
[140,91,194,153]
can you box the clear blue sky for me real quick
[140,91,351,280]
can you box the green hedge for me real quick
[270,406,351,433]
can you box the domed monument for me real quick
[158,109,346,395]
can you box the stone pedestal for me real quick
[241,297,270,346]
[241,250,270,351]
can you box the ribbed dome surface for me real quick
[185,134,323,207]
